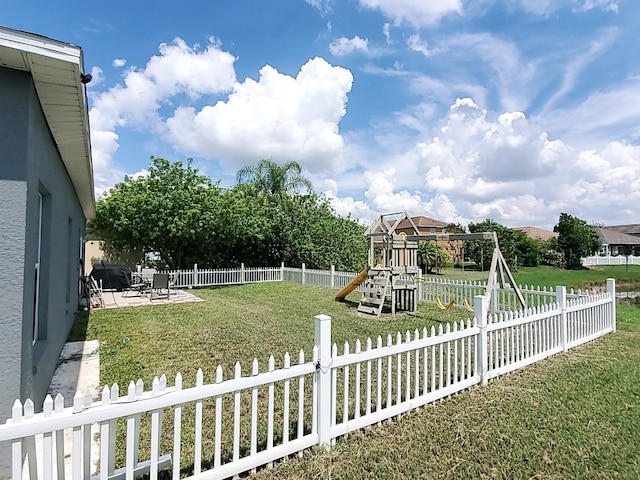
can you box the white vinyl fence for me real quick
[163,263,360,290]
[282,265,360,290]
[0,280,616,480]
[162,263,601,312]
[419,277,597,311]
[582,255,640,266]
[165,264,283,289]
[280,265,597,311]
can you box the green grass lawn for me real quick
[72,283,466,387]
[71,271,640,478]
[252,304,640,480]
[426,264,640,291]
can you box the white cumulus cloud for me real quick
[327,97,640,229]
[358,0,463,27]
[163,57,353,172]
[329,36,369,56]
[88,37,237,192]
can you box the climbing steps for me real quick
[357,269,391,318]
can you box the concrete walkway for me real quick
[25,342,101,479]
[24,290,204,477]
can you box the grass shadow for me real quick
[67,309,90,342]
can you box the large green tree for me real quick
[554,213,601,269]
[89,157,219,269]
[89,157,367,271]
[467,219,521,270]
[266,193,367,271]
[514,232,544,267]
[236,159,313,195]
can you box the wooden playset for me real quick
[335,211,525,318]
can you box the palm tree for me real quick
[236,159,313,195]
[417,241,449,274]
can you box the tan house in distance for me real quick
[395,215,464,266]
[514,226,558,242]
[395,215,448,235]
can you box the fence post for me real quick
[241,262,246,284]
[315,314,332,450]
[280,262,285,281]
[330,265,335,289]
[193,263,198,288]
[556,286,568,352]
[302,263,306,285]
[474,295,488,386]
[607,278,616,333]
[417,269,423,302]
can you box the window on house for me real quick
[33,188,51,344]
[66,217,72,304]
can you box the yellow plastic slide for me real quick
[335,270,369,301]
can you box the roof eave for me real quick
[0,26,95,219]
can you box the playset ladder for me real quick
[357,269,391,318]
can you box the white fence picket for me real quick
[267,355,275,468]
[283,352,290,446]
[354,341,361,420]
[297,350,305,454]
[250,359,259,473]
[172,373,182,480]
[233,363,241,466]
[214,366,223,469]
[53,394,64,480]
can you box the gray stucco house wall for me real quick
[0,26,94,475]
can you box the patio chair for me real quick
[141,268,157,284]
[151,273,170,300]
[124,272,149,297]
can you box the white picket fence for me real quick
[419,277,596,311]
[162,263,359,290]
[0,280,616,480]
[282,265,360,290]
[160,262,601,312]
[279,265,596,311]
[582,255,640,266]
[165,264,283,288]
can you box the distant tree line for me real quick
[89,157,600,273]
[88,157,368,271]
[441,214,600,271]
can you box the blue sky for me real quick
[5,0,640,229]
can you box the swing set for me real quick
[432,231,526,313]
[339,212,526,317]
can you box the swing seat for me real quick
[463,298,474,312]
[435,297,455,310]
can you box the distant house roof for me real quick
[514,226,558,241]
[604,224,640,237]
[594,227,640,246]
[0,25,94,218]
[397,215,448,230]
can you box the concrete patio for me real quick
[94,288,205,309]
